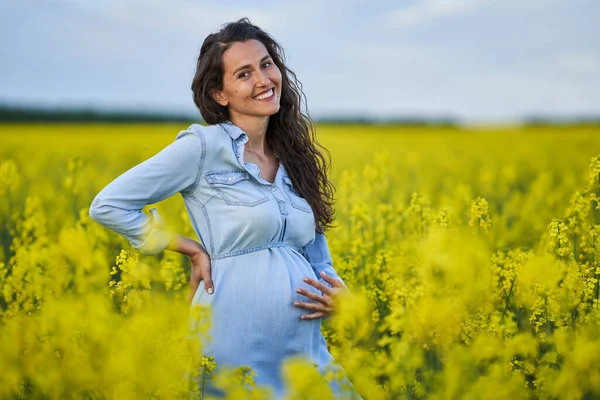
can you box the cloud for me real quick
[558,52,600,76]
[383,0,494,28]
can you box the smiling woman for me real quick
[89,17,361,399]
[211,40,282,119]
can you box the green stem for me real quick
[501,276,516,323]
[201,367,206,400]
[596,268,600,302]
[544,296,551,333]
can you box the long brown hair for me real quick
[191,18,335,233]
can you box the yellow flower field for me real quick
[1,123,600,399]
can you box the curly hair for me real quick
[191,18,335,233]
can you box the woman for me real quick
[89,18,358,398]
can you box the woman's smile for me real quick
[254,88,275,101]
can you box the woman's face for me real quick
[213,39,282,123]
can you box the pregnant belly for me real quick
[191,247,323,362]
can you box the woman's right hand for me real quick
[166,234,214,304]
[188,247,214,304]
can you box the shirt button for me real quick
[228,176,232,181]
[271,187,276,192]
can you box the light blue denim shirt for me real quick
[88,122,356,398]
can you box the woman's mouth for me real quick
[253,88,275,101]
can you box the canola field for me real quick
[1,123,600,399]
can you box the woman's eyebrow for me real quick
[232,55,272,77]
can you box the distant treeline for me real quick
[0,105,459,126]
[314,116,459,127]
[0,105,197,123]
[0,104,599,126]
[520,116,600,127]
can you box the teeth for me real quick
[255,89,273,100]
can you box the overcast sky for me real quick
[1,0,598,122]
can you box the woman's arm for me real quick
[166,233,205,257]
[89,129,205,255]
[302,231,346,287]
[294,231,349,320]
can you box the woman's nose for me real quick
[256,70,270,86]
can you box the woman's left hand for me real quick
[294,271,348,320]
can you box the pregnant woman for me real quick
[89,18,359,398]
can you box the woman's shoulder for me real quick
[174,123,232,153]
[175,123,229,144]
[173,123,237,168]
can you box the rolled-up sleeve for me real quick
[88,129,205,255]
[302,231,345,288]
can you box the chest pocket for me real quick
[206,170,268,207]
[282,176,312,213]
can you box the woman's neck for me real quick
[231,115,270,155]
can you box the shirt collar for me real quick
[220,121,247,141]
[219,121,289,180]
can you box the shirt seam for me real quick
[186,193,216,255]
[184,129,206,195]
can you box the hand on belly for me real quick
[293,271,349,320]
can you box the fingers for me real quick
[190,255,214,295]
[200,254,214,294]
[296,287,331,307]
[203,275,214,295]
[188,275,213,304]
[302,277,332,296]
[300,311,325,320]
[294,300,327,313]
[319,271,344,288]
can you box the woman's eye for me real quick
[238,71,250,79]
[263,61,272,68]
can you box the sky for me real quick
[1,0,599,123]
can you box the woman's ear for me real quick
[211,90,228,107]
